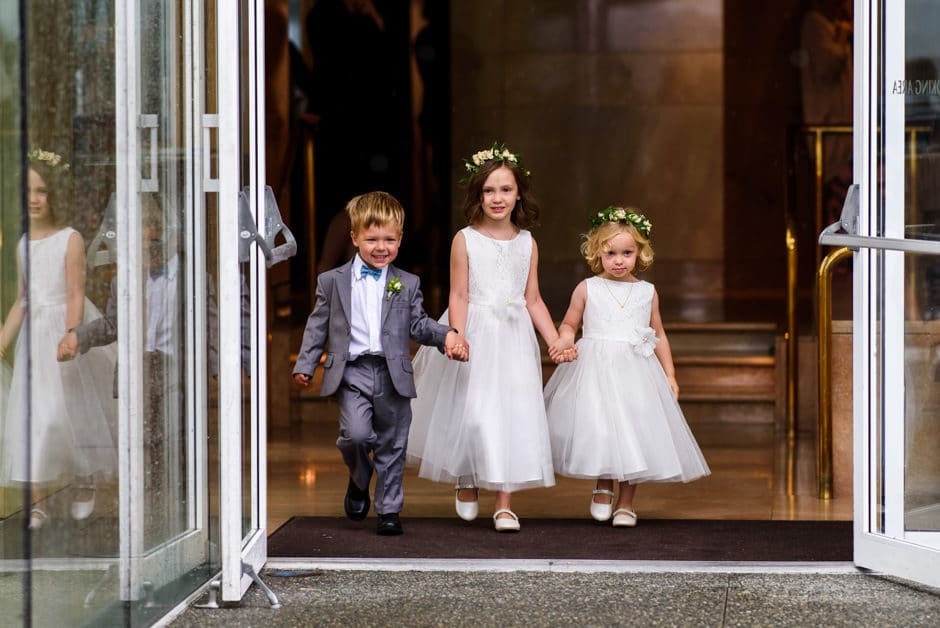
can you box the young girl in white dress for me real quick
[408,143,570,532]
[544,206,710,527]
[0,150,117,528]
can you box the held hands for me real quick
[293,373,312,387]
[548,336,578,364]
[444,331,469,362]
[57,331,79,362]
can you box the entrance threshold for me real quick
[266,558,860,575]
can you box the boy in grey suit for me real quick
[293,191,468,535]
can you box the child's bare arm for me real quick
[0,254,26,359]
[523,238,560,345]
[650,289,679,398]
[549,280,586,363]
[64,232,87,331]
[447,231,470,346]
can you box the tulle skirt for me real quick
[544,337,710,483]
[1,299,118,485]
[407,303,555,492]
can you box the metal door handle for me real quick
[238,186,297,267]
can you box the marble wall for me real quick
[450,0,725,319]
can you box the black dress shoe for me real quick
[344,478,370,521]
[376,513,403,536]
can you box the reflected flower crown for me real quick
[459,142,529,183]
[28,148,70,172]
[590,206,652,238]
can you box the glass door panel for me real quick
[851,0,940,589]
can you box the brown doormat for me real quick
[268,517,853,562]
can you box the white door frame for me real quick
[849,0,940,588]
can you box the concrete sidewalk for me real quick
[169,566,940,626]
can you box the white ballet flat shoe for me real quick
[71,485,96,520]
[590,488,615,522]
[612,508,638,527]
[493,509,520,532]
[455,484,479,521]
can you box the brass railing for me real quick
[816,246,852,499]
[792,124,932,499]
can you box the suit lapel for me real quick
[336,260,352,323]
[380,264,396,328]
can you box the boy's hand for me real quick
[293,373,312,387]
[444,330,469,362]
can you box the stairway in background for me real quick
[541,322,780,426]
[669,322,778,425]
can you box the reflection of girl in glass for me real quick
[0,149,117,529]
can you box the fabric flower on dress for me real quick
[629,326,659,357]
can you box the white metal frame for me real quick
[851,0,940,588]
[217,0,269,602]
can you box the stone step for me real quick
[666,322,777,356]
[674,355,776,393]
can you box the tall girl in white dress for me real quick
[0,151,117,528]
[545,206,709,527]
[408,144,569,532]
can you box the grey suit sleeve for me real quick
[293,273,333,376]
[407,277,451,351]
[75,278,118,353]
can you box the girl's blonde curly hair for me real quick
[581,219,654,275]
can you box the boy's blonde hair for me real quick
[346,191,405,234]
[581,221,655,275]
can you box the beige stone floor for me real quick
[267,399,852,533]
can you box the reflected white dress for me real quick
[1,228,118,485]
[544,277,710,483]
[407,227,555,492]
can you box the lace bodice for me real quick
[19,228,74,309]
[463,227,531,308]
[582,277,657,350]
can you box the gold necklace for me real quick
[602,278,634,309]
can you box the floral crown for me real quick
[459,142,529,184]
[28,148,70,172]
[590,206,652,238]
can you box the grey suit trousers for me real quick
[336,354,412,515]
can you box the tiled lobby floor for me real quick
[267,399,852,534]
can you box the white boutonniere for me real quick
[386,276,404,301]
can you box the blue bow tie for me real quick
[360,265,382,280]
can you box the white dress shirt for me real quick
[349,254,387,358]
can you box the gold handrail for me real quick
[785,215,798,441]
[816,246,852,499]
[784,124,931,447]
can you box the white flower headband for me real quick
[28,148,70,172]
[459,142,528,183]
[590,206,652,238]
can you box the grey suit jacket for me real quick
[292,261,450,398]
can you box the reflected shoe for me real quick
[455,484,479,521]
[28,508,48,530]
[493,509,520,532]
[376,512,403,536]
[590,486,615,522]
[71,485,97,520]
[344,478,370,521]
[612,508,638,527]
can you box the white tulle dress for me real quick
[407,227,555,492]
[543,277,710,483]
[1,228,118,485]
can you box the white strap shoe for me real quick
[612,508,638,527]
[455,484,479,521]
[590,488,615,522]
[493,509,520,532]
